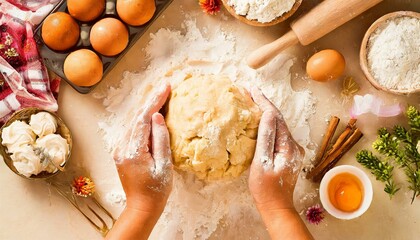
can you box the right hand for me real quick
[249,88,305,211]
[112,84,173,214]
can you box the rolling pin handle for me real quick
[247,30,299,69]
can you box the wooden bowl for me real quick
[0,108,72,179]
[360,11,420,95]
[221,0,302,27]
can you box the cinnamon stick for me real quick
[306,118,356,180]
[323,118,357,158]
[311,128,363,182]
[312,116,340,167]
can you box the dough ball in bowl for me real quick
[165,75,261,180]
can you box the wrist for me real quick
[254,197,295,213]
[126,199,165,218]
[258,206,298,221]
[258,207,314,240]
[124,204,162,223]
[107,205,163,240]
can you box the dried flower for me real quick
[306,204,325,225]
[199,0,221,15]
[72,176,95,197]
[341,76,360,98]
[34,147,50,162]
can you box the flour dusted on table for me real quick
[227,0,296,23]
[96,17,316,239]
[367,16,420,91]
[106,191,126,207]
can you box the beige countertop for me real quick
[1,0,419,239]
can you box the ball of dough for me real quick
[165,75,261,180]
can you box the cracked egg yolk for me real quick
[328,173,363,212]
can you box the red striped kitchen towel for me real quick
[0,0,60,126]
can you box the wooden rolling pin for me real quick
[247,0,383,69]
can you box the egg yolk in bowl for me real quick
[328,172,363,212]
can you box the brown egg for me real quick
[117,0,156,26]
[42,12,79,51]
[64,49,103,87]
[90,18,129,56]
[68,0,105,22]
[306,49,346,82]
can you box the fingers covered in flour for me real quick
[136,83,170,138]
[251,87,290,136]
[143,83,171,120]
[254,110,276,168]
[113,145,122,163]
[251,87,277,113]
[151,113,172,169]
[126,83,172,155]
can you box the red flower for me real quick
[306,204,325,225]
[199,0,221,15]
[72,176,95,197]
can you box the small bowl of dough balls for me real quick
[0,108,72,179]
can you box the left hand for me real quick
[113,84,172,215]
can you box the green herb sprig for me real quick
[356,106,420,203]
[356,150,399,197]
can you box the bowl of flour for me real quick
[222,0,302,27]
[360,11,420,95]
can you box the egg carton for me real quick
[34,0,173,94]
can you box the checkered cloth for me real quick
[5,0,57,11]
[0,0,60,126]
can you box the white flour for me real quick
[105,191,126,207]
[227,0,296,23]
[96,17,316,239]
[367,16,420,91]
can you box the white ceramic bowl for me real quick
[319,165,373,220]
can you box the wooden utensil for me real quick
[360,11,420,95]
[247,0,383,69]
[221,0,302,27]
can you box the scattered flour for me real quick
[105,191,126,207]
[227,0,296,23]
[367,16,420,91]
[96,17,316,239]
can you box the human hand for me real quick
[249,87,304,212]
[113,84,172,215]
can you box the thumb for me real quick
[253,110,276,168]
[151,113,172,169]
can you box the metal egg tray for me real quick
[34,0,173,94]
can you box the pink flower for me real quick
[306,204,325,225]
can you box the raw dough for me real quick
[165,75,261,180]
